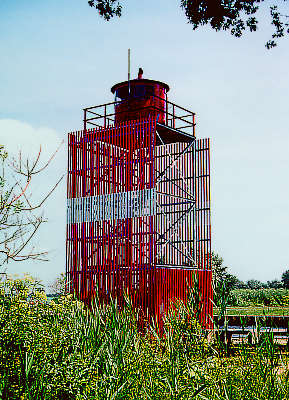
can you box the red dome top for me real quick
[111,79,170,125]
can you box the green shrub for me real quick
[0,275,288,399]
[227,288,289,307]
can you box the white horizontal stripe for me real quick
[67,188,155,223]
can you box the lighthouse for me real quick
[66,69,212,329]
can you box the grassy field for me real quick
[214,306,289,316]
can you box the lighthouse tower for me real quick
[66,69,212,328]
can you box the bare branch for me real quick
[0,142,63,266]
[7,176,31,206]
[31,140,64,175]
[29,145,42,174]
[21,174,64,211]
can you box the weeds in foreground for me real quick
[0,275,288,399]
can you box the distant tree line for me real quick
[212,252,289,294]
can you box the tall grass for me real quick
[0,275,288,399]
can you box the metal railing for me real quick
[83,94,196,136]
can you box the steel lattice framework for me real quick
[66,79,212,329]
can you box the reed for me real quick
[0,275,288,399]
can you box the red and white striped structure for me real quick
[66,75,212,329]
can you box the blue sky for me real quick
[1,0,288,287]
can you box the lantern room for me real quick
[84,69,196,145]
[111,78,169,126]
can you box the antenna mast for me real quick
[128,48,131,96]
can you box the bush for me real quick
[0,274,210,399]
[227,288,289,307]
[0,275,289,399]
[0,274,87,399]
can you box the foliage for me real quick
[0,275,289,399]
[246,279,264,289]
[88,0,289,48]
[181,0,289,48]
[212,252,243,304]
[0,144,63,265]
[214,306,289,316]
[281,269,289,289]
[212,255,289,294]
[212,252,227,283]
[48,272,67,296]
[266,279,283,289]
[227,288,289,307]
[88,0,122,20]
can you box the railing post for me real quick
[166,94,168,126]
[84,109,87,132]
[173,105,175,129]
[104,105,107,128]
[193,114,195,137]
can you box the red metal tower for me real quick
[66,71,212,329]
